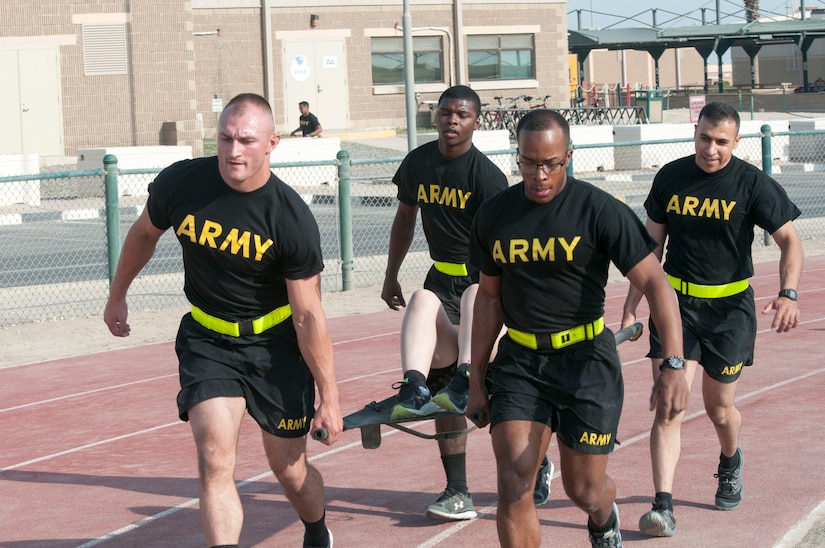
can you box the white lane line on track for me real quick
[1,330,402,413]
[74,433,403,547]
[0,374,176,414]
[57,362,825,546]
[0,422,182,472]
[10,314,825,543]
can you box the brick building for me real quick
[0,0,571,162]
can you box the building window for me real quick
[467,34,534,81]
[371,36,443,85]
[82,24,128,76]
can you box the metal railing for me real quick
[2,125,824,325]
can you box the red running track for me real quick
[2,255,825,547]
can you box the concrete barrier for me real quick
[272,137,341,189]
[76,146,192,197]
[0,154,40,206]
[613,124,694,170]
[415,130,513,177]
[740,120,790,164]
[570,126,616,172]
[789,119,825,163]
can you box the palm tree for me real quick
[744,0,759,22]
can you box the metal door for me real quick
[0,50,23,154]
[19,49,64,156]
[0,49,63,156]
[283,40,349,132]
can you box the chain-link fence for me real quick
[2,126,823,325]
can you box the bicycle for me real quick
[525,94,552,109]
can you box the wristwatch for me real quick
[778,288,798,301]
[660,355,686,371]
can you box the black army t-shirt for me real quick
[645,155,801,285]
[146,157,324,319]
[394,141,508,264]
[471,178,656,333]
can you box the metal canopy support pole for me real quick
[800,33,814,92]
[695,44,714,94]
[648,47,665,90]
[742,44,762,87]
[402,0,417,152]
[715,39,732,93]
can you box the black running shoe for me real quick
[432,363,470,413]
[715,448,744,510]
[390,377,433,421]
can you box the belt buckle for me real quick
[551,325,586,349]
[238,319,255,337]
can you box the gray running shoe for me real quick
[390,378,432,421]
[533,455,554,505]
[638,501,676,537]
[432,363,470,413]
[425,489,477,520]
[715,448,744,510]
[589,502,623,548]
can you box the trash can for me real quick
[633,90,665,123]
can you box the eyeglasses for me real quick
[516,153,568,175]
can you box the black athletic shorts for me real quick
[423,265,479,325]
[175,313,315,438]
[648,287,756,384]
[489,332,623,455]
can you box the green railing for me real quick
[2,126,824,325]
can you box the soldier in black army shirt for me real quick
[623,102,803,538]
[466,109,687,548]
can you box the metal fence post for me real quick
[761,125,772,245]
[104,154,121,284]
[567,139,574,176]
[337,150,353,291]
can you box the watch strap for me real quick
[778,288,798,301]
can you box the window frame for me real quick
[370,35,445,88]
[467,33,535,83]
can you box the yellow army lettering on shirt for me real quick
[277,416,308,431]
[492,236,581,264]
[666,194,737,220]
[175,214,274,261]
[579,431,612,446]
[721,362,743,376]
[417,183,472,209]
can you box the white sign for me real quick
[689,95,706,124]
[211,97,223,113]
[323,56,338,69]
[290,55,311,82]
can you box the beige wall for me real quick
[0,1,202,160]
[731,42,825,88]
[582,48,709,93]
[193,3,570,134]
[3,0,568,159]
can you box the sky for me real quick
[566,0,804,31]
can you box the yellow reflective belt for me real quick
[667,274,749,299]
[433,261,469,277]
[191,304,292,337]
[507,317,605,350]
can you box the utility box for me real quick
[633,90,665,124]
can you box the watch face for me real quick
[665,356,685,370]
